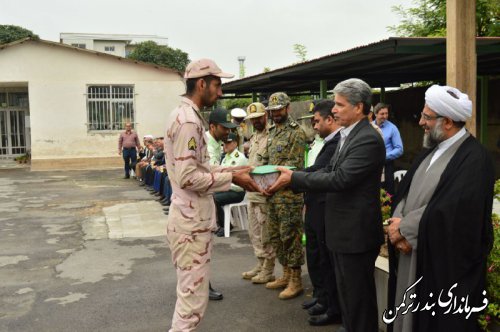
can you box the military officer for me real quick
[164,58,260,332]
[241,102,276,283]
[264,92,306,300]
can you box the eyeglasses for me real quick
[420,112,443,121]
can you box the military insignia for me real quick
[188,137,197,151]
[290,121,298,128]
[235,152,239,157]
[249,104,256,113]
[277,145,282,152]
[271,95,279,104]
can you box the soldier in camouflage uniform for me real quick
[164,58,260,332]
[241,102,276,283]
[264,92,306,300]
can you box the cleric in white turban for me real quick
[386,84,495,332]
[424,85,472,122]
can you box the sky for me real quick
[0,0,413,80]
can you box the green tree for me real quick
[389,0,500,37]
[221,97,252,110]
[0,25,38,45]
[127,41,190,72]
[293,44,307,62]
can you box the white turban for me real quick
[425,85,472,122]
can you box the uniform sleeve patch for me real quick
[188,137,197,151]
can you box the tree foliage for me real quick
[389,0,500,37]
[127,41,190,73]
[0,25,38,45]
[293,44,307,62]
[221,97,252,110]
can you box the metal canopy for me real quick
[222,37,500,95]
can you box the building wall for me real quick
[93,40,127,57]
[0,41,184,170]
[61,38,94,50]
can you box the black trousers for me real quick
[213,191,245,228]
[122,147,137,177]
[304,209,340,316]
[382,160,395,195]
[331,249,379,332]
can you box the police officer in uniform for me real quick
[214,132,249,236]
[264,92,306,300]
[164,58,260,332]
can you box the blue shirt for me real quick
[373,120,403,161]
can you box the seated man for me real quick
[136,137,154,182]
[214,132,249,237]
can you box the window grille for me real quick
[86,85,135,131]
[104,46,115,52]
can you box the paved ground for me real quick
[0,168,339,332]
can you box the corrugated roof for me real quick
[0,37,182,77]
[222,37,500,95]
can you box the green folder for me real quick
[250,165,296,175]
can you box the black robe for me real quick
[387,135,494,332]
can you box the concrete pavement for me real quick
[0,169,337,332]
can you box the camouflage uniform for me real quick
[164,97,232,332]
[247,123,274,260]
[267,103,306,268]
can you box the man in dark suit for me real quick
[268,78,385,332]
[302,100,343,326]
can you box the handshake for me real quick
[229,165,295,196]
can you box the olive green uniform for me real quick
[266,117,306,268]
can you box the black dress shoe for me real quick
[308,313,342,326]
[123,175,130,179]
[308,303,328,316]
[209,286,223,301]
[302,297,318,309]
[215,228,225,237]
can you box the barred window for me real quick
[87,85,135,131]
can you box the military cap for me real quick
[225,132,238,142]
[184,58,234,79]
[265,92,290,111]
[231,108,247,118]
[209,108,237,129]
[245,102,266,120]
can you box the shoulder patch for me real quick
[188,137,197,151]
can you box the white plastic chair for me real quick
[394,170,407,182]
[223,195,248,237]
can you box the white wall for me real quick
[0,41,184,162]
[93,40,127,57]
[61,38,94,50]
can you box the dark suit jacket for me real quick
[291,118,385,253]
[303,133,340,214]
